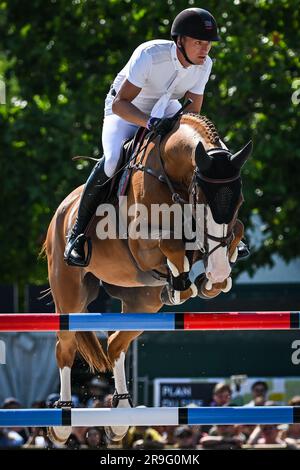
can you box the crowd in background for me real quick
[1,379,300,450]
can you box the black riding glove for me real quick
[146,116,175,136]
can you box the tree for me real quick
[0,0,299,284]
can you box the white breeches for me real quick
[102,99,182,177]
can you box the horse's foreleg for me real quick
[48,331,77,445]
[159,239,197,304]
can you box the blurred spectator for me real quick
[247,424,297,448]
[2,397,22,409]
[91,399,104,408]
[153,425,177,445]
[200,425,245,450]
[238,424,256,440]
[70,394,81,408]
[0,428,24,448]
[124,425,165,449]
[85,427,107,449]
[264,400,277,406]
[209,383,232,407]
[31,400,46,408]
[24,428,50,448]
[71,426,89,446]
[2,397,30,443]
[279,424,300,445]
[173,426,197,449]
[66,433,82,450]
[278,396,300,444]
[289,396,300,406]
[86,377,110,407]
[244,381,268,407]
[46,393,60,408]
[132,437,165,450]
[131,439,144,449]
[103,393,114,408]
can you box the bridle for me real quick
[131,135,240,265]
[192,148,240,266]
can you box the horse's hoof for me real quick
[47,426,72,445]
[194,273,221,300]
[221,276,232,293]
[160,285,174,306]
[104,391,133,442]
[172,289,188,304]
[190,283,198,297]
[160,285,186,306]
[104,425,129,442]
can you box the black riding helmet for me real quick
[171,8,220,65]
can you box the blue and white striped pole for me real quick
[1,407,299,427]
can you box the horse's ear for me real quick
[230,140,253,169]
[195,141,213,172]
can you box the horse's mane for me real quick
[180,113,221,146]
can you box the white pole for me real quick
[71,407,179,426]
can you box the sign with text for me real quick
[154,378,220,407]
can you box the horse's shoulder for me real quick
[56,186,83,217]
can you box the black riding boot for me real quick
[64,157,110,267]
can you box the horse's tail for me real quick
[39,240,47,258]
[76,332,112,373]
[40,210,111,372]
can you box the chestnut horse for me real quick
[43,114,252,443]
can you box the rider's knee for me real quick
[104,156,118,178]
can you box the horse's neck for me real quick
[162,123,212,185]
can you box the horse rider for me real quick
[64,7,250,267]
